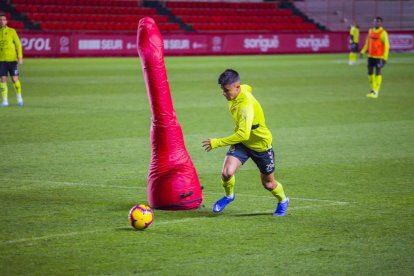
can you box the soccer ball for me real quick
[128,204,154,230]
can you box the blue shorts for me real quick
[226,143,275,175]
[368,57,385,69]
[0,61,19,77]
[350,43,359,53]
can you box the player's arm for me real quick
[13,30,23,64]
[360,30,369,57]
[349,28,355,43]
[382,31,390,61]
[202,138,212,152]
[207,104,254,150]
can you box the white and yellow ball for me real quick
[128,204,154,230]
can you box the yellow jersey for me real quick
[350,26,359,43]
[210,84,272,152]
[0,26,23,62]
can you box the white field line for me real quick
[0,178,349,205]
[1,178,350,245]
[204,191,350,205]
[0,178,146,190]
[2,201,348,245]
[231,201,349,216]
[1,218,206,245]
[2,229,114,245]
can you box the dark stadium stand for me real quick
[0,11,25,30]
[2,0,319,33]
[6,20,25,30]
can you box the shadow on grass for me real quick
[116,227,136,232]
[120,203,216,218]
[229,212,272,217]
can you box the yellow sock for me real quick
[13,80,22,95]
[349,53,357,63]
[0,82,8,100]
[368,75,376,91]
[271,181,287,202]
[222,175,235,197]
[375,75,382,93]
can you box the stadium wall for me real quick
[20,31,414,57]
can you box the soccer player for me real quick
[202,69,289,216]
[0,14,23,107]
[348,22,360,65]
[360,17,389,99]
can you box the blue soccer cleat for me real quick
[212,194,235,213]
[274,196,289,216]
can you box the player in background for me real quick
[0,14,23,107]
[348,22,360,65]
[202,69,289,216]
[360,17,389,99]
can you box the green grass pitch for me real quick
[0,53,413,275]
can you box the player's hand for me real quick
[17,58,23,65]
[202,139,212,152]
[359,53,363,59]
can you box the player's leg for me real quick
[349,43,357,65]
[366,58,378,98]
[10,62,23,106]
[251,146,289,216]
[212,144,246,213]
[374,60,383,96]
[353,43,359,64]
[260,173,289,216]
[212,156,241,213]
[12,76,23,106]
[221,155,241,197]
[348,52,355,65]
[0,77,8,106]
[260,173,286,202]
[0,62,9,106]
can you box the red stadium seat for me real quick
[10,0,158,32]
[10,0,317,33]
[168,1,316,33]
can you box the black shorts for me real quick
[226,143,275,175]
[0,61,19,77]
[350,43,359,53]
[368,57,385,69]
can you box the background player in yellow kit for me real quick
[0,14,23,107]
[202,69,289,216]
[360,17,389,99]
[348,21,360,65]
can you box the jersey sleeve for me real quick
[360,30,370,54]
[349,27,355,43]
[210,102,254,149]
[382,31,390,61]
[13,30,23,59]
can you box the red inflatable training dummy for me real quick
[137,17,203,210]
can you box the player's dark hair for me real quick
[375,17,383,22]
[218,69,240,85]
